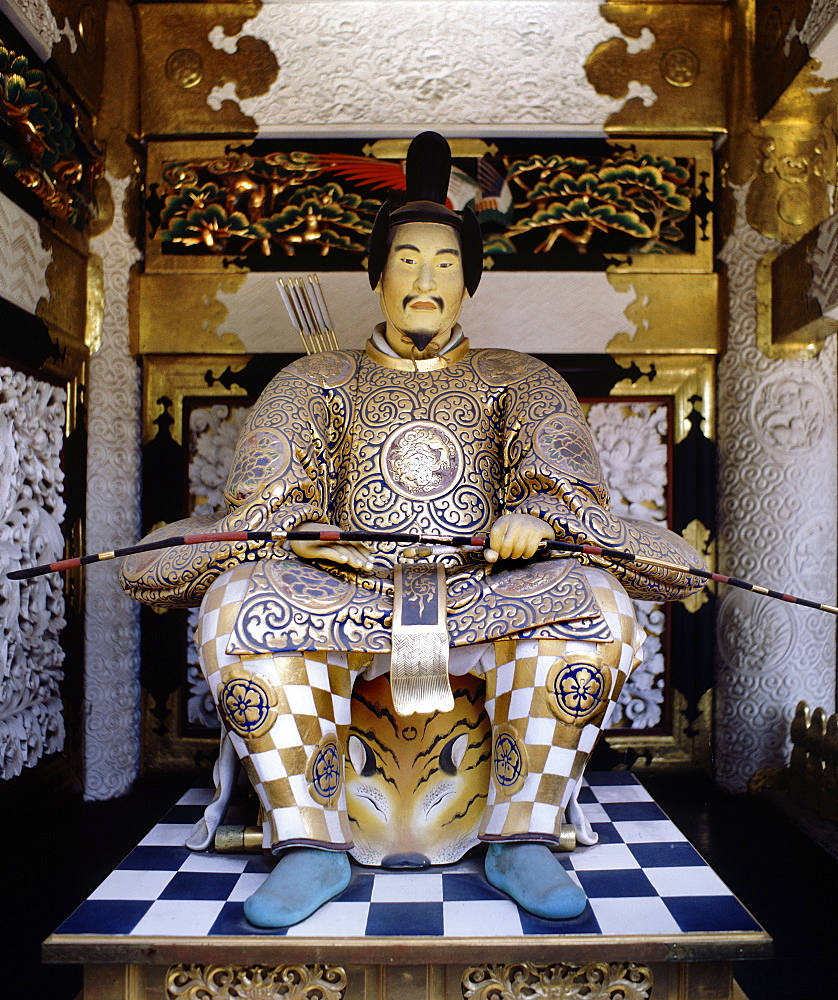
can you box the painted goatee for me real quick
[406,331,437,352]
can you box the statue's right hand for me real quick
[289,522,374,572]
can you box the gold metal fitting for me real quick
[558,822,577,853]
[214,825,264,853]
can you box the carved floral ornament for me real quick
[0,38,102,226]
[2,0,67,54]
[162,962,655,1000]
[659,47,700,88]
[0,367,66,780]
[149,143,699,268]
[461,962,653,1000]
[166,48,204,90]
[166,963,348,1000]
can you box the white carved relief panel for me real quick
[206,1,654,131]
[0,192,52,316]
[186,403,250,729]
[183,399,671,732]
[798,0,838,51]
[84,173,142,800]
[0,366,66,779]
[588,402,669,730]
[716,188,837,792]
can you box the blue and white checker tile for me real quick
[54,773,764,940]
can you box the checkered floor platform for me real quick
[55,773,762,940]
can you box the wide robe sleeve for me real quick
[119,354,348,607]
[499,354,706,603]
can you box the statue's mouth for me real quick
[403,295,442,312]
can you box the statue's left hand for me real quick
[289,521,374,571]
[485,514,554,563]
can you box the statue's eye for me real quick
[348,734,377,777]
[438,733,469,775]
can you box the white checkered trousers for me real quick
[196,563,644,853]
[478,567,644,844]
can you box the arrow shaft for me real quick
[7,528,837,616]
[7,529,487,580]
[619,553,838,616]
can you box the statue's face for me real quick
[378,221,468,357]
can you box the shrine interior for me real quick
[1,1,837,998]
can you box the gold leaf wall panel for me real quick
[136,3,279,137]
[136,271,722,358]
[754,0,816,118]
[606,273,721,355]
[134,273,249,356]
[756,240,838,359]
[41,226,90,349]
[586,3,727,133]
[46,0,107,117]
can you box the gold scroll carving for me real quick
[724,2,838,357]
[166,964,348,1000]
[461,962,653,1000]
[745,121,835,243]
[727,1,838,243]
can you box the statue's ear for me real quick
[367,201,391,289]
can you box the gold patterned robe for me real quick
[120,335,704,651]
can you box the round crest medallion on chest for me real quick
[380,420,464,500]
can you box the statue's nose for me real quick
[380,852,431,868]
[414,263,435,291]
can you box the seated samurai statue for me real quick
[121,132,705,928]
